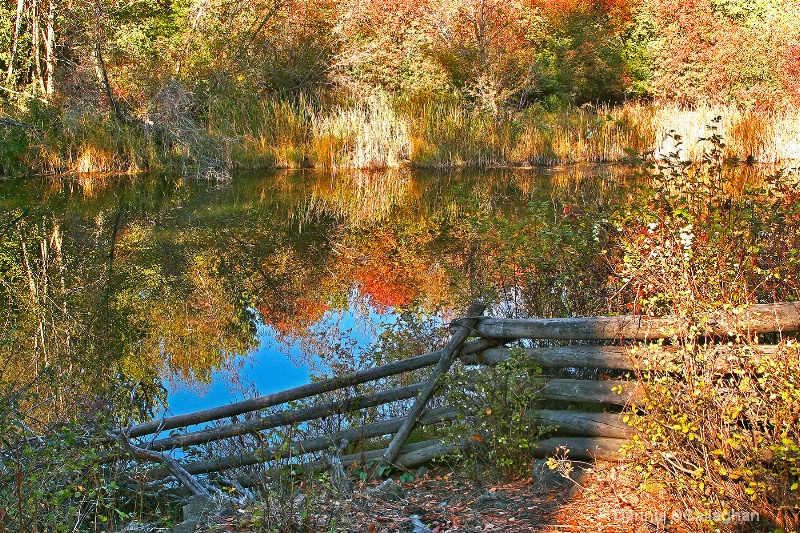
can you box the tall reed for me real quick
[208,94,314,169]
[3,94,800,176]
[311,94,409,170]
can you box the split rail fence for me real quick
[117,301,800,496]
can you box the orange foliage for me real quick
[257,297,329,336]
[348,229,419,311]
[531,0,632,18]
[353,263,416,311]
[783,44,800,104]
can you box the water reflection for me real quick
[0,166,632,421]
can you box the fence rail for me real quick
[119,300,800,495]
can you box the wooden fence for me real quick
[116,301,800,496]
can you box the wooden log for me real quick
[395,441,461,468]
[465,343,780,371]
[463,345,635,370]
[537,379,639,406]
[526,410,632,439]
[456,369,637,405]
[236,439,461,488]
[530,437,627,461]
[147,406,458,479]
[455,302,800,340]
[108,432,211,497]
[310,439,458,476]
[373,300,485,477]
[455,315,679,341]
[123,337,495,438]
[148,382,426,452]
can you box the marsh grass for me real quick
[3,94,800,176]
[59,111,159,174]
[650,105,800,163]
[311,94,409,170]
[403,98,514,167]
[208,94,314,169]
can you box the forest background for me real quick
[2,0,800,176]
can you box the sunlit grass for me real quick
[3,95,800,176]
[311,94,409,170]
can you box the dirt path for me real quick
[217,462,696,533]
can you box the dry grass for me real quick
[311,94,410,170]
[4,95,800,176]
[513,104,657,165]
[650,104,800,163]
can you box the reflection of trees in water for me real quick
[1,167,630,423]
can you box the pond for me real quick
[0,166,632,423]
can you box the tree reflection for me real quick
[0,166,627,424]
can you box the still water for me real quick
[0,166,628,421]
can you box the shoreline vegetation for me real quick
[3,0,800,529]
[2,98,800,177]
[2,0,800,178]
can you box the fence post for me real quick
[371,300,486,479]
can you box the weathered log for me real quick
[312,439,457,476]
[148,382,426,452]
[109,432,211,497]
[455,302,800,340]
[123,337,495,438]
[465,343,781,371]
[374,300,485,477]
[147,406,458,479]
[456,368,637,405]
[530,437,627,461]
[455,315,679,341]
[394,441,461,468]
[526,410,632,439]
[464,345,635,370]
[537,379,640,406]
[236,439,461,488]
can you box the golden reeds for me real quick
[4,97,800,176]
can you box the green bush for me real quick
[612,124,800,529]
[443,347,551,479]
[624,342,800,530]
[610,122,800,316]
[0,374,172,532]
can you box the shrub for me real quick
[611,124,800,529]
[624,342,800,530]
[609,121,800,316]
[443,347,550,479]
[0,375,173,532]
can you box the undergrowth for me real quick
[3,91,800,177]
[443,346,551,479]
[611,121,800,530]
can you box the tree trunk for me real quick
[44,0,55,97]
[6,0,26,83]
[31,0,45,95]
[92,41,124,121]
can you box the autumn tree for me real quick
[639,0,800,106]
